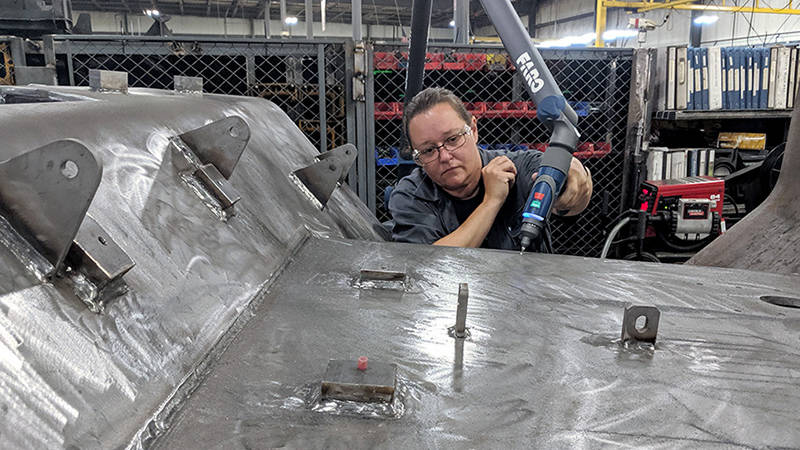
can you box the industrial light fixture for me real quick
[284,16,298,26]
[321,0,326,31]
[449,19,455,27]
[693,15,719,25]
[602,29,638,40]
[143,9,160,17]
[537,32,595,48]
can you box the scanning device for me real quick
[478,0,581,253]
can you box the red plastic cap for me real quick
[357,356,368,371]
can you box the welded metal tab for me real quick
[174,75,203,95]
[321,359,397,403]
[195,163,241,210]
[0,139,102,278]
[89,69,128,93]
[449,283,470,339]
[171,116,249,219]
[621,304,660,344]
[292,143,357,208]
[67,215,135,287]
[178,116,250,179]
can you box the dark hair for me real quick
[402,87,472,157]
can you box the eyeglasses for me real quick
[412,125,472,165]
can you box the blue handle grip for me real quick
[522,165,567,224]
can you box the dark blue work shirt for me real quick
[388,149,543,250]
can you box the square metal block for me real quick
[320,359,397,403]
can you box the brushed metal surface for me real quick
[155,237,800,449]
[0,86,384,449]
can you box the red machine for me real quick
[603,176,725,261]
[639,176,724,242]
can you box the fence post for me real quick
[344,40,358,191]
[317,44,328,153]
[365,42,376,214]
[621,48,656,211]
[246,51,256,97]
[66,39,75,86]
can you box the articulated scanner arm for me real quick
[478,0,581,253]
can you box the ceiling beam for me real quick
[256,0,267,19]
[226,0,237,17]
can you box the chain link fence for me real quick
[372,44,633,257]
[47,36,634,257]
[54,37,349,153]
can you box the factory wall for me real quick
[72,10,455,41]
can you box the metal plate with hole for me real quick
[621,304,660,344]
[292,143,357,208]
[67,215,135,287]
[178,116,250,179]
[0,139,102,275]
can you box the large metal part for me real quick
[0,85,385,448]
[1,85,799,449]
[689,93,800,275]
[152,238,800,448]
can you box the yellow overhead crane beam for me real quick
[595,0,800,47]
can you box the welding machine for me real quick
[602,176,725,261]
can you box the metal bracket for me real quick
[66,215,135,290]
[171,116,250,219]
[174,75,203,95]
[89,69,128,94]
[292,143,357,209]
[0,139,102,279]
[621,304,660,345]
[448,283,470,339]
[353,41,367,102]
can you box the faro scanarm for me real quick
[478,0,581,252]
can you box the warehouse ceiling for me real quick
[69,0,534,30]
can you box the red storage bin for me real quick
[442,52,463,70]
[529,143,548,152]
[483,102,511,118]
[397,52,443,70]
[465,102,486,117]
[374,52,398,70]
[573,142,594,159]
[441,53,486,71]
[374,102,400,120]
[573,142,612,159]
[524,101,538,118]
[508,101,528,118]
[462,53,487,71]
[425,52,444,70]
[593,142,612,158]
